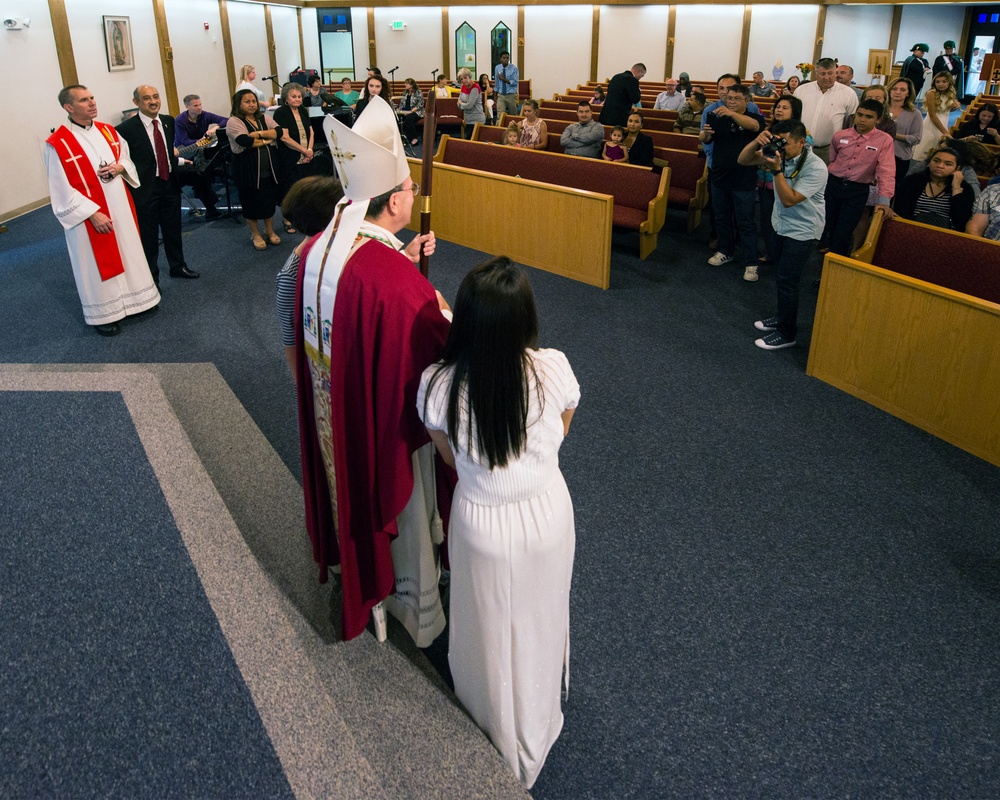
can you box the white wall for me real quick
[598,6,670,83]
[1,0,65,217]
[351,7,369,81]
[373,7,443,83]
[301,7,321,76]
[524,6,590,99]
[227,1,271,102]
[746,5,819,85]
[270,5,302,84]
[64,0,164,117]
[165,0,230,116]
[823,5,894,83]
[673,6,745,81]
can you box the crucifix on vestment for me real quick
[327,127,356,188]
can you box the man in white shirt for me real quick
[653,79,685,111]
[796,58,859,164]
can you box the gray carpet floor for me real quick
[1,191,998,798]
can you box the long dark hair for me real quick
[231,88,262,121]
[428,257,539,470]
[362,76,391,103]
[770,94,802,127]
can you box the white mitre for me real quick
[314,95,411,272]
[324,94,409,201]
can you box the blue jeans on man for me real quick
[711,185,757,268]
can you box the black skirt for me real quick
[234,146,281,220]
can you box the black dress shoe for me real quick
[204,208,222,221]
[94,322,121,336]
[170,266,200,279]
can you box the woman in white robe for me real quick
[417,257,580,789]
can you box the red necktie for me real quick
[152,119,169,181]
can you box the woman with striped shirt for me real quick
[893,146,974,231]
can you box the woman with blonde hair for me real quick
[235,64,270,108]
[886,76,922,195]
[517,99,548,150]
[914,71,961,161]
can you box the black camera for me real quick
[761,136,787,159]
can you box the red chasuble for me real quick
[46,123,137,281]
[295,238,450,641]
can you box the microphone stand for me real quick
[387,66,400,98]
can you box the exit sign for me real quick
[391,20,406,31]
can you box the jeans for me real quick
[758,185,777,260]
[823,177,869,256]
[773,235,817,340]
[711,184,757,267]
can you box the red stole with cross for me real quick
[46,123,137,281]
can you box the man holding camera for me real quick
[738,120,828,350]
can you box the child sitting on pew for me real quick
[503,124,521,147]
[602,126,629,162]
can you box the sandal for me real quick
[267,232,282,245]
[282,220,297,235]
[251,235,266,251]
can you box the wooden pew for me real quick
[404,152,613,289]
[499,115,702,152]
[653,147,709,233]
[807,211,1000,467]
[435,134,669,260]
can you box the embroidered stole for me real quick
[46,123,136,281]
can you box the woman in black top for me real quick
[623,112,654,167]
[955,104,1000,145]
[226,89,284,250]
[398,78,426,145]
[894,147,974,231]
[273,83,317,229]
[355,75,392,119]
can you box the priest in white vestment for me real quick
[45,85,159,336]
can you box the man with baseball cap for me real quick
[294,95,451,646]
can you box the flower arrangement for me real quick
[796,62,814,80]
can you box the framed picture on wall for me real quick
[103,16,134,72]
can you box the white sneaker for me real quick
[708,251,734,267]
[743,265,759,282]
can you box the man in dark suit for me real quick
[116,85,199,282]
[601,63,646,127]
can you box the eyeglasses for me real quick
[397,182,420,196]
